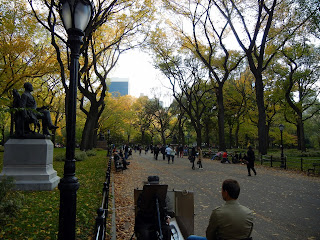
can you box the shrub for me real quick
[75,151,88,161]
[0,177,24,226]
[86,149,97,157]
[54,150,89,161]
[0,146,4,152]
[95,148,105,151]
[54,152,66,162]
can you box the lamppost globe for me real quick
[59,0,93,34]
[279,124,284,132]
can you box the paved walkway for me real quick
[115,151,320,239]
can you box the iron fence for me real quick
[94,156,112,240]
[260,155,320,174]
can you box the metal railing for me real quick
[94,156,112,240]
[260,155,320,174]
[260,155,287,169]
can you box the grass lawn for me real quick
[0,148,108,240]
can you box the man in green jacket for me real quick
[206,179,253,240]
[187,179,253,240]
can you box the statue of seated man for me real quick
[19,82,58,136]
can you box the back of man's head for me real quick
[222,179,240,199]
[147,175,159,184]
[24,82,33,91]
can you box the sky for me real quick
[109,49,173,106]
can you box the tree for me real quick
[213,0,316,154]
[144,98,173,145]
[0,0,58,97]
[29,0,156,150]
[170,99,189,146]
[130,95,152,145]
[153,48,214,147]
[98,93,138,145]
[296,0,320,38]
[223,71,251,148]
[279,42,320,151]
[160,0,245,150]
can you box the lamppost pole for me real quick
[58,1,93,239]
[279,124,285,168]
[58,30,81,240]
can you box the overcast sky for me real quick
[109,49,173,106]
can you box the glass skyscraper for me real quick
[109,78,129,96]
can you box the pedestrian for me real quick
[197,146,203,169]
[191,147,197,170]
[159,145,164,160]
[187,179,254,240]
[184,145,189,156]
[171,148,176,163]
[179,145,184,158]
[145,146,148,154]
[165,145,173,164]
[246,146,257,176]
[154,145,159,160]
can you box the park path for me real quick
[113,151,320,240]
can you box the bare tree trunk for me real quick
[216,85,226,151]
[255,74,268,154]
[80,107,99,151]
[297,116,306,151]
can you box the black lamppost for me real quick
[58,1,93,239]
[279,124,285,168]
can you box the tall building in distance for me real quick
[108,77,129,96]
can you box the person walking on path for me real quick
[197,146,203,169]
[154,145,159,160]
[187,179,254,240]
[191,147,197,170]
[165,145,173,164]
[179,145,184,158]
[246,146,257,176]
[171,148,176,163]
[161,145,166,160]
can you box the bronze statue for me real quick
[12,82,58,137]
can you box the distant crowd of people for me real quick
[111,143,257,176]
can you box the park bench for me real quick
[202,151,213,159]
[114,160,123,172]
[113,157,123,172]
[307,162,320,175]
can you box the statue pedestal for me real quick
[0,139,60,191]
[96,140,108,150]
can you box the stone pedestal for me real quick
[96,140,108,150]
[0,138,60,191]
